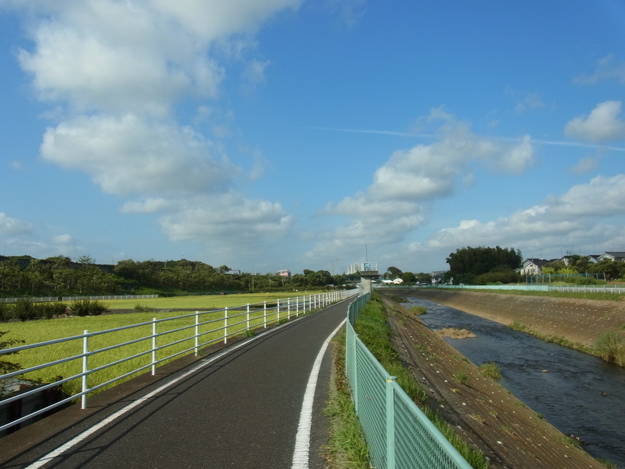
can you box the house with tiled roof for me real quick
[598,252,625,262]
[519,258,552,275]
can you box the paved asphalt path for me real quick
[1,297,353,469]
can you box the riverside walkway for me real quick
[0,298,352,468]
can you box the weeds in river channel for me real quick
[510,321,625,367]
[478,361,502,380]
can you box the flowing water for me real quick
[403,297,625,468]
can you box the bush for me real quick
[0,330,24,374]
[0,303,12,322]
[70,299,108,317]
[14,299,37,322]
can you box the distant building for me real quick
[277,269,291,278]
[519,258,552,275]
[598,252,625,262]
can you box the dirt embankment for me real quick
[398,289,625,349]
[379,293,607,469]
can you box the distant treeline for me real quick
[0,255,358,298]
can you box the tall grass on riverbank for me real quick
[354,294,488,469]
[594,332,625,366]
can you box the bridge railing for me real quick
[0,290,352,434]
[345,293,471,469]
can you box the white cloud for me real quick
[242,59,271,90]
[409,173,625,264]
[157,193,292,245]
[574,54,625,85]
[515,92,545,113]
[326,0,368,27]
[310,110,535,262]
[564,101,625,142]
[0,213,34,236]
[570,156,599,174]
[40,114,240,196]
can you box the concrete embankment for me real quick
[394,288,625,348]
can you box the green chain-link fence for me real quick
[345,293,472,469]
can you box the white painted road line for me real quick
[291,318,346,469]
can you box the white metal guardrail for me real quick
[0,295,158,304]
[0,290,354,434]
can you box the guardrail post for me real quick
[386,376,397,469]
[224,307,228,344]
[81,330,89,409]
[152,318,157,374]
[246,303,250,331]
[194,312,199,356]
[264,301,267,328]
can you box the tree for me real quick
[446,246,522,284]
[401,271,416,284]
[386,266,403,279]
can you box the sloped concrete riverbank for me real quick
[395,288,625,349]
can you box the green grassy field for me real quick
[1,292,325,396]
[102,291,322,310]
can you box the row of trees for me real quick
[384,266,433,285]
[444,247,625,285]
[541,256,625,282]
[446,246,523,285]
[0,255,356,297]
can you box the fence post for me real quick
[264,301,267,328]
[277,300,280,322]
[152,318,157,375]
[246,303,250,331]
[386,376,397,469]
[352,330,359,413]
[195,312,199,356]
[224,307,228,344]
[296,297,299,317]
[81,330,89,409]
[287,298,291,319]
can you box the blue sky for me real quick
[1,1,625,275]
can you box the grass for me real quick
[353,294,488,469]
[593,332,625,366]
[100,292,322,311]
[323,328,371,468]
[453,371,470,385]
[508,320,625,368]
[1,293,323,395]
[479,362,502,380]
[408,305,428,315]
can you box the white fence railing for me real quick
[0,290,354,434]
[432,284,625,294]
[0,294,158,304]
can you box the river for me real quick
[403,297,625,468]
